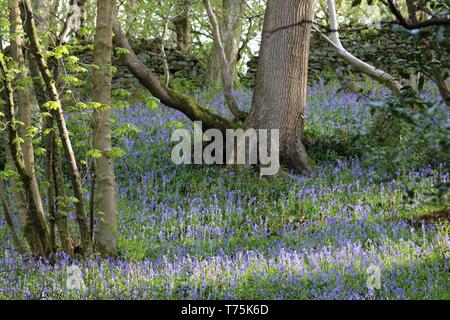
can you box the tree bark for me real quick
[112,15,236,131]
[0,53,52,256]
[20,0,92,253]
[207,0,244,85]
[92,0,118,256]
[58,0,88,43]
[431,66,450,106]
[248,0,315,174]
[31,0,51,30]
[161,14,171,87]
[5,147,37,253]
[28,56,74,256]
[8,0,52,256]
[0,180,27,253]
[222,0,244,82]
[172,0,192,55]
[203,0,243,119]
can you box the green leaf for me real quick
[35,147,46,156]
[13,137,24,144]
[66,196,79,204]
[107,147,126,159]
[53,45,70,59]
[145,96,159,111]
[43,101,61,110]
[66,55,79,64]
[115,47,130,56]
[87,149,102,159]
[112,89,131,98]
[43,127,54,135]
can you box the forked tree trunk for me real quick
[249,0,315,174]
[92,0,118,256]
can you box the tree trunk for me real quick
[31,0,51,30]
[204,0,243,119]
[0,53,52,256]
[222,0,244,82]
[0,180,27,253]
[248,0,315,174]
[92,0,118,256]
[113,2,317,174]
[172,0,192,55]
[8,0,51,256]
[431,66,450,106]
[5,148,37,253]
[28,56,74,256]
[207,0,244,85]
[20,0,92,253]
[59,0,88,42]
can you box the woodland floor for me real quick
[0,81,449,299]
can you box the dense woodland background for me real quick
[0,0,449,299]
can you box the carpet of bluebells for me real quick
[0,82,449,299]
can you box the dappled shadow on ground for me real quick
[407,207,450,228]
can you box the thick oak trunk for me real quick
[249,0,314,174]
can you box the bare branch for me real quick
[382,0,450,29]
[315,0,403,96]
[203,0,243,120]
